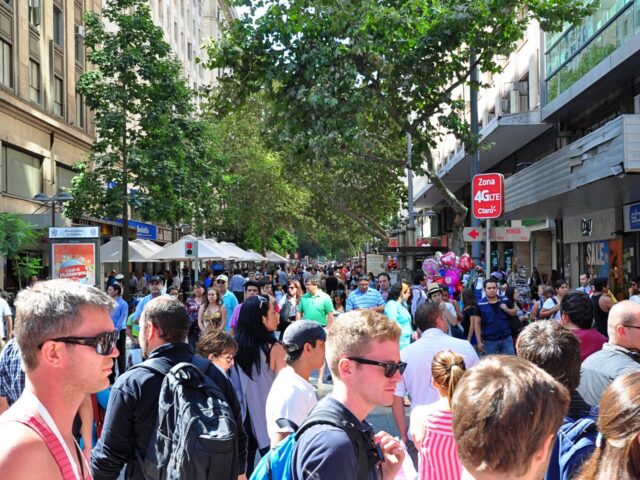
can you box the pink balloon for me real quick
[441,251,456,268]
[422,258,440,276]
[444,268,461,286]
[459,253,473,273]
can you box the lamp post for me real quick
[33,192,74,227]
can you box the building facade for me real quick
[413,1,640,293]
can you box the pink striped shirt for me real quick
[418,407,461,480]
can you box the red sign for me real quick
[472,173,504,219]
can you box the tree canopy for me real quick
[207,0,593,250]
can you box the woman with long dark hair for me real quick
[504,286,526,338]
[577,371,640,480]
[197,287,226,333]
[185,281,206,347]
[461,288,480,345]
[233,295,286,476]
[277,279,302,335]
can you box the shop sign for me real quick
[463,226,531,242]
[115,219,157,240]
[581,218,593,236]
[49,227,100,239]
[472,173,504,219]
[584,241,609,278]
[624,203,640,232]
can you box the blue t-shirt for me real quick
[292,397,379,480]
[222,290,239,330]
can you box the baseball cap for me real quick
[115,273,124,281]
[427,284,442,297]
[150,275,163,284]
[282,320,326,353]
[216,274,229,283]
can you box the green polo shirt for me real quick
[299,291,334,327]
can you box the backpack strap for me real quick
[296,405,376,480]
[276,418,299,431]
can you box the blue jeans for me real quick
[484,336,515,355]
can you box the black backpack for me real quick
[133,356,238,480]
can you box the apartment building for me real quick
[413,0,640,290]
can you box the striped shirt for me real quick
[346,287,385,311]
[418,407,461,480]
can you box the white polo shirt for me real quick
[395,328,479,409]
[265,366,318,446]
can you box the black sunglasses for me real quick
[39,330,119,356]
[347,357,407,378]
[216,280,226,284]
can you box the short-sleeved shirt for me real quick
[542,297,561,321]
[346,288,385,311]
[0,297,11,338]
[265,366,317,445]
[573,328,607,361]
[0,339,25,405]
[298,291,334,327]
[222,290,239,330]
[292,397,379,480]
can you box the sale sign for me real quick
[472,173,504,219]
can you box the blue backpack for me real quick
[250,403,372,480]
[546,413,598,480]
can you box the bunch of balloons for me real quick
[421,252,476,295]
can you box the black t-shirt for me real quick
[462,305,480,338]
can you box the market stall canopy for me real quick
[198,239,239,260]
[219,242,259,262]
[149,235,229,261]
[100,237,161,263]
[247,249,269,262]
[266,251,290,264]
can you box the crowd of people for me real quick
[0,260,638,480]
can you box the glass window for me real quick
[75,93,84,128]
[28,0,41,29]
[3,146,43,198]
[53,7,64,46]
[53,76,64,117]
[75,25,84,64]
[56,164,75,191]
[29,60,40,104]
[0,39,11,88]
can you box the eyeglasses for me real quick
[39,330,119,356]
[215,352,235,361]
[622,324,640,330]
[347,357,407,378]
[216,280,226,284]
[256,295,270,310]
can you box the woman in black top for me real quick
[461,288,480,345]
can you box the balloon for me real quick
[441,251,456,267]
[449,286,455,296]
[422,258,440,276]
[439,268,446,277]
[444,268,461,287]
[455,283,464,295]
[459,253,473,272]
[435,276,446,285]
[454,255,461,268]
[434,251,443,262]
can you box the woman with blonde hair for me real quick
[577,371,640,480]
[198,287,226,333]
[410,350,466,480]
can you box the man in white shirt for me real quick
[391,301,479,447]
[541,280,568,321]
[265,320,326,446]
[0,295,12,341]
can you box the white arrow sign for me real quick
[463,226,531,242]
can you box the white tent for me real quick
[266,251,290,264]
[219,242,259,262]
[198,239,239,260]
[100,236,161,263]
[247,249,269,262]
[149,235,230,261]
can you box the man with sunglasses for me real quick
[130,275,168,324]
[0,279,117,479]
[91,296,247,480]
[578,300,640,406]
[291,310,406,480]
[216,274,239,331]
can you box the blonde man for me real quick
[291,310,405,480]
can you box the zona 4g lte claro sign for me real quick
[472,173,504,219]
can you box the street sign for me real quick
[463,226,531,242]
[49,227,100,239]
[472,173,504,219]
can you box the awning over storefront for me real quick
[414,110,552,209]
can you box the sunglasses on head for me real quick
[347,357,407,378]
[39,330,119,356]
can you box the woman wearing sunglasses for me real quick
[232,294,286,476]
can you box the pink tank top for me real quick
[418,408,461,480]
[15,414,91,480]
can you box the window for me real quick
[75,25,84,64]
[53,7,63,47]
[28,0,41,28]
[3,146,43,198]
[174,21,178,43]
[56,164,75,191]
[29,60,40,104]
[53,76,64,116]
[2,0,12,7]
[75,93,84,128]
[0,39,11,88]
[187,42,193,60]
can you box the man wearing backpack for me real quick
[290,310,405,479]
[516,321,597,480]
[91,297,247,480]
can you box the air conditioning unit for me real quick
[501,97,511,114]
[519,81,529,94]
[75,25,85,38]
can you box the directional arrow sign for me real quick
[463,227,531,242]
[463,227,485,242]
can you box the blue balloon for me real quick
[439,268,446,277]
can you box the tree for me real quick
[0,213,43,289]
[67,0,208,296]
[207,0,593,252]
